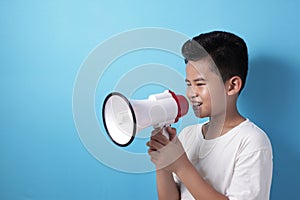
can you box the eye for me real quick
[196,83,205,86]
[185,82,191,86]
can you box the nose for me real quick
[186,86,198,100]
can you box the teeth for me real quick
[193,102,201,106]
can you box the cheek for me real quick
[210,83,226,102]
[198,86,211,102]
[201,87,211,98]
[207,85,227,112]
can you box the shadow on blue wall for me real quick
[240,56,300,199]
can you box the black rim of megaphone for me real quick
[102,92,137,147]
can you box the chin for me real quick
[193,111,209,119]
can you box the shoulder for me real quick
[236,119,272,156]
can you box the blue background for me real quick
[1,0,300,199]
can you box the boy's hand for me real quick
[146,127,188,173]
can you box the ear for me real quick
[226,76,242,95]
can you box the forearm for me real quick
[176,159,228,200]
[156,169,180,200]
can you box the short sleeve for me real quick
[225,149,273,200]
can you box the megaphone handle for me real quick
[153,125,170,140]
[162,126,170,140]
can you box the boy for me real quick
[147,31,273,200]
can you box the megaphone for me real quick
[102,90,189,147]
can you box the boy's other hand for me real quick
[146,127,188,173]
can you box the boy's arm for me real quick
[148,127,228,200]
[156,169,180,200]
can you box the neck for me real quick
[204,103,246,139]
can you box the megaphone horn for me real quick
[102,90,189,147]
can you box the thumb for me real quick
[166,126,177,141]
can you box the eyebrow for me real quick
[185,77,206,82]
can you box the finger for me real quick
[147,141,157,152]
[149,150,160,159]
[147,135,167,152]
[146,141,151,147]
[151,133,170,146]
[151,128,163,137]
[166,126,177,141]
[150,157,159,165]
[148,148,155,154]
[147,145,157,152]
[148,140,165,150]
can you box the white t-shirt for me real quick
[174,119,273,200]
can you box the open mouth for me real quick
[192,102,202,109]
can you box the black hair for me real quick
[182,31,248,92]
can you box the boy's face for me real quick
[185,56,227,118]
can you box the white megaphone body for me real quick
[102,90,189,147]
